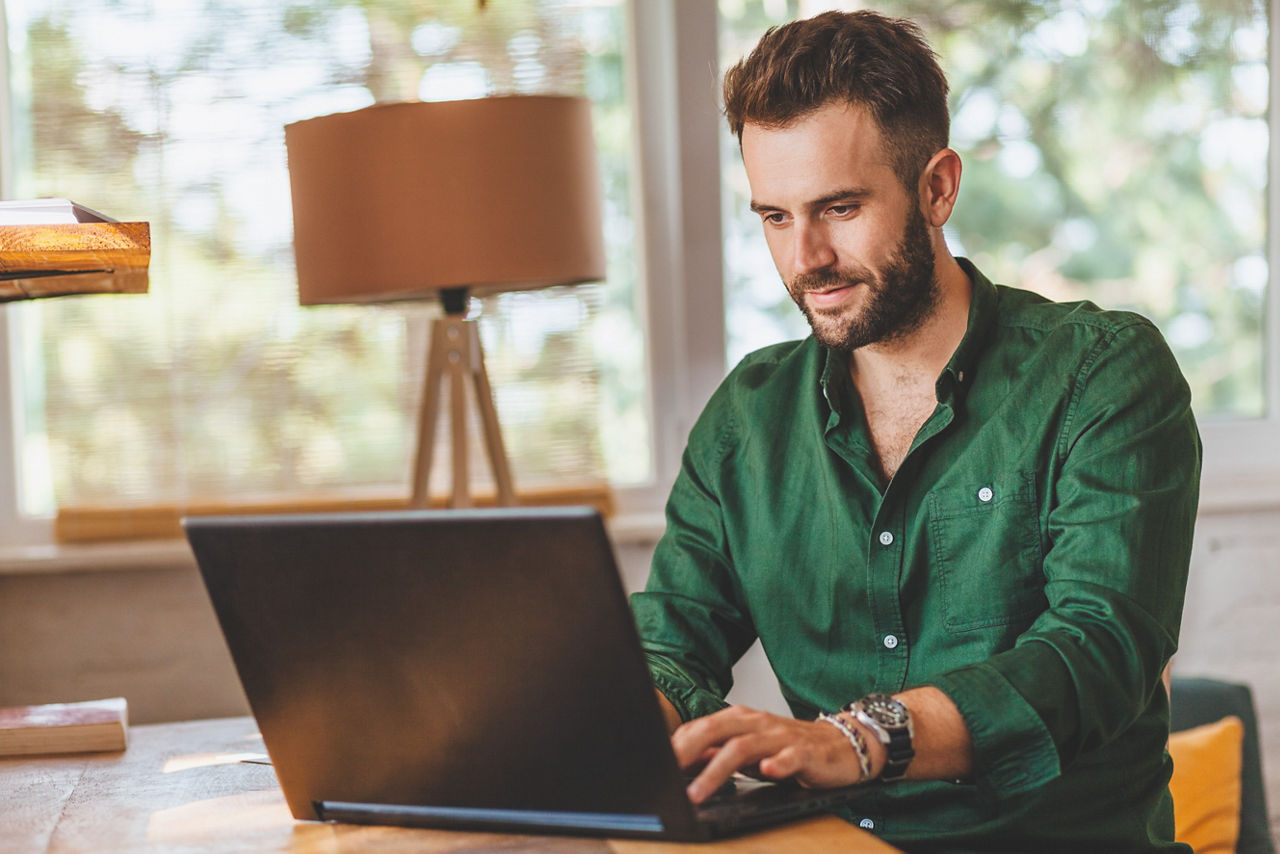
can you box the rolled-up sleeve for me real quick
[631,392,759,724]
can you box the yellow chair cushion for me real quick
[1168,715,1244,854]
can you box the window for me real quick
[3,0,1275,550]
[0,0,649,543]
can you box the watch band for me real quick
[846,694,915,781]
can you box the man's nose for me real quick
[793,221,836,275]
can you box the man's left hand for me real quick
[671,705,870,803]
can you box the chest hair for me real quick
[859,380,938,483]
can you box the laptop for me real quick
[184,506,865,841]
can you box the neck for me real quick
[849,252,971,386]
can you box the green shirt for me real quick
[631,261,1201,852]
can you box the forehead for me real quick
[740,102,898,206]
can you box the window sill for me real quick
[0,506,666,578]
[0,537,196,577]
[1196,467,1280,516]
[52,483,615,545]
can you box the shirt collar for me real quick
[818,257,998,408]
[819,346,850,430]
[938,257,998,400]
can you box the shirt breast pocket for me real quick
[927,471,1045,632]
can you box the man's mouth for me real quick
[804,282,858,308]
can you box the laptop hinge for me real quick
[317,800,666,834]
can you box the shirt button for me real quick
[978,486,994,503]
[957,370,965,383]
[859,818,875,830]
[883,634,899,650]
[878,531,894,546]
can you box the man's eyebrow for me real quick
[809,188,872,208]
[748,187,872,214]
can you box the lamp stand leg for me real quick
[409,315,516,509]
[448,318,473,507]
[410,317,448,508]
[467,324,516,506]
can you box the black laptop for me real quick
[184,506,864,841]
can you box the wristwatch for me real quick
[847,694,914,781]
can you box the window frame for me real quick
[0,0,1277,553]
[0,1,53,548]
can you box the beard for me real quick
[787,205,939,352]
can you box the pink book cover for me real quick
[0,697,128,755]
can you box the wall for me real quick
[1178,504,1280,841]
[1,508,1277,842]
[0,550,247,723]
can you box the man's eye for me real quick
[762,212,788,225]
[828,204,859,217]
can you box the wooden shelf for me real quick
[0,221,150,301]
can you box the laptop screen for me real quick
[185,507,695,832]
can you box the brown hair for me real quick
[723,10,950,188]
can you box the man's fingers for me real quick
[758,745,805,780]
[680,745,719,776]
[672,705,866,803]
[672,706,784,765]
[685,729,792,803]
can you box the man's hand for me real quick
[672,705,869,803]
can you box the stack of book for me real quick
[0,697,129,757]
[0,198,150,300]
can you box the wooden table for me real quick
[1,717,899,853]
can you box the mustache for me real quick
[789,270,865,294]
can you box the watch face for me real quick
[863,695,909,728]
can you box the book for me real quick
[0,697,129,757]
[0,198,150,301]
[0,197,114,225]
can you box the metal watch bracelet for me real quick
[845,694,915,781]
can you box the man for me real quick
[630,10,1200,852]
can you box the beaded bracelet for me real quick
[816,711,874,781]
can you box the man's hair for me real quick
[723,10,950,188]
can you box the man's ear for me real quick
[919,148,962,228]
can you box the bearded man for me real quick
[630,10,1201,852]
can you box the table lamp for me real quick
[284,96,605,509]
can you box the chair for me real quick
[1170,676,1275,854]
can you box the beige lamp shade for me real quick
[284,95,606,305]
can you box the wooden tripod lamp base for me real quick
[410,289,515,509]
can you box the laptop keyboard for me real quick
[692,776,864,832]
